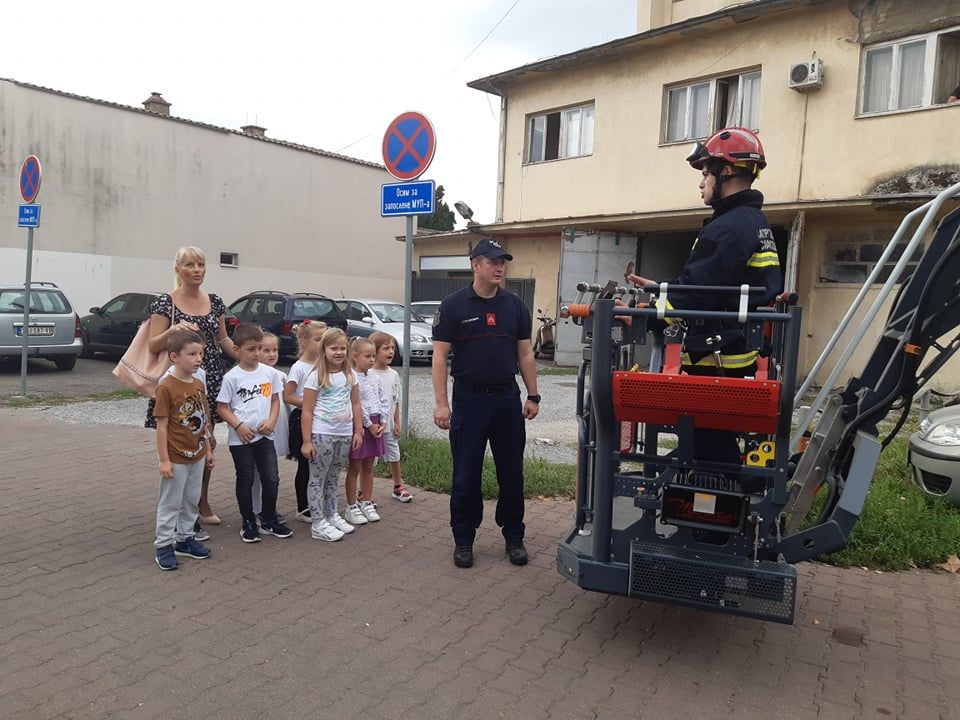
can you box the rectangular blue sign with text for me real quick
[18,204,40,228]
[381,180,435,217]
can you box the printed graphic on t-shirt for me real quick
[317,384,352,425]
[236,381,273,403]
[486,313,497,326]
[172,389,208,458]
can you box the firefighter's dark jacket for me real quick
[658,189,783,367]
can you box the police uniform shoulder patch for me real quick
[433,309,441,326]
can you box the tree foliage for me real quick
[417,184,456,231]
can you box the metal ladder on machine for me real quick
[781,182,960,554]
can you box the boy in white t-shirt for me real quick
[216,323,293,543]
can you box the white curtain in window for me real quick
[581,105,595,154]
[666,87,686,142]
[563,107,582,158]
[864,46,892,112]
[528,116,545,162]
[739,72,762,130]
[690,82,711,139]
[898,40,926,108]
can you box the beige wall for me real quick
[413,233,562,319]
[501,4,957,224]
[0,81,406,311]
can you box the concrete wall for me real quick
[0,81,406,312]
[500,3,958,224]
[413,232,563,324]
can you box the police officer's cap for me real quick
[470,237,513,261]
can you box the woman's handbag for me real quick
[112,299,176,398]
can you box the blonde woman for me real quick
[146,246,237,530]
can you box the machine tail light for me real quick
[74,314,82,338]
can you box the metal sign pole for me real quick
[19,227,35,396]
[401,214,413,437]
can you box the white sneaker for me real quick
[344,504,369,525]
[360,500,381,522]
[311,519,344,542]
[295,509,313,524]
[328,513,355,534]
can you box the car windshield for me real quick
[292,298,338,320]
[370,303,424,323]
[0,289,70,314]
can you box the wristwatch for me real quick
[527,394,541,404]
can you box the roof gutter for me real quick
[468,0,830,96]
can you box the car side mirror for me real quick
[361,316,375,324]
[90,306,102,315]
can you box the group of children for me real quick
[152,320,412,570]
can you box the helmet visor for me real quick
[686,141,710,169]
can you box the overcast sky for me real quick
[1,0,636,228]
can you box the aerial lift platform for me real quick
[556,184,960,624]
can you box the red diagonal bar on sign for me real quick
[389,124,425,168]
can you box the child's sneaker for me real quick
[311,519,344,542]
[260,518,293,538]
[174,538,212,559]
[328,513,355,534]
[295,509,312,523]
[359,500,381,522]
[344,504,368,526]
[240,519,262,543]
[193,519,211,542]
[155,544,179,571]
[392,484,413,503]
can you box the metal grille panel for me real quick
[612,371,780,433]
[629,541,796,623]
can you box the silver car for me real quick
[907,404,960,507]
[0,282,83,371]
[336,298,433,361]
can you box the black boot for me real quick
[505,541,528,566]
[453,545,474,568]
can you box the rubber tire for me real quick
[54,355,77,371]
[79,333,94,359]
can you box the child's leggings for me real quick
[307,434,350,520]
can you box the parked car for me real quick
[908,403,960,507]
[80,292,159,358]
[335,298,433,362]
[226,291,348,359]
[411,300,442,323]
[0,281,83,371]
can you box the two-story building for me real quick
[0,79,406,316]
[413,0,960,385]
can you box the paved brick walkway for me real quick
[0,407,958,720]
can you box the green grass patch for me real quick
[376,434,576,499]
[536,365,580,376]
[802,434,960,570]
[2,388,140,408]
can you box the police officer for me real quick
[432,238,540,569]
[629,127,782,468]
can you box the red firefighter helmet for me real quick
[686,127,766,176]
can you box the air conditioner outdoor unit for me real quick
[788,58,824,92]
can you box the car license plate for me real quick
[15,326,54,337]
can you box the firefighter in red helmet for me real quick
[628,127,783,470]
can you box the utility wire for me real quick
[336,0,520,153]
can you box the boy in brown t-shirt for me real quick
[153,330,216,570]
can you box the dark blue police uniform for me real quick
[433,283,532,547]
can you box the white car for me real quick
[0,282,83,371]
[335,298,434,362]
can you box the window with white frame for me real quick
[860,26,960,114]
[664,70,762,144]
[526,103,595,163]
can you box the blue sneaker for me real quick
[155,544,179,571]
[174,537,212,559]
[259,518,293,538]
[240,519,261,543]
